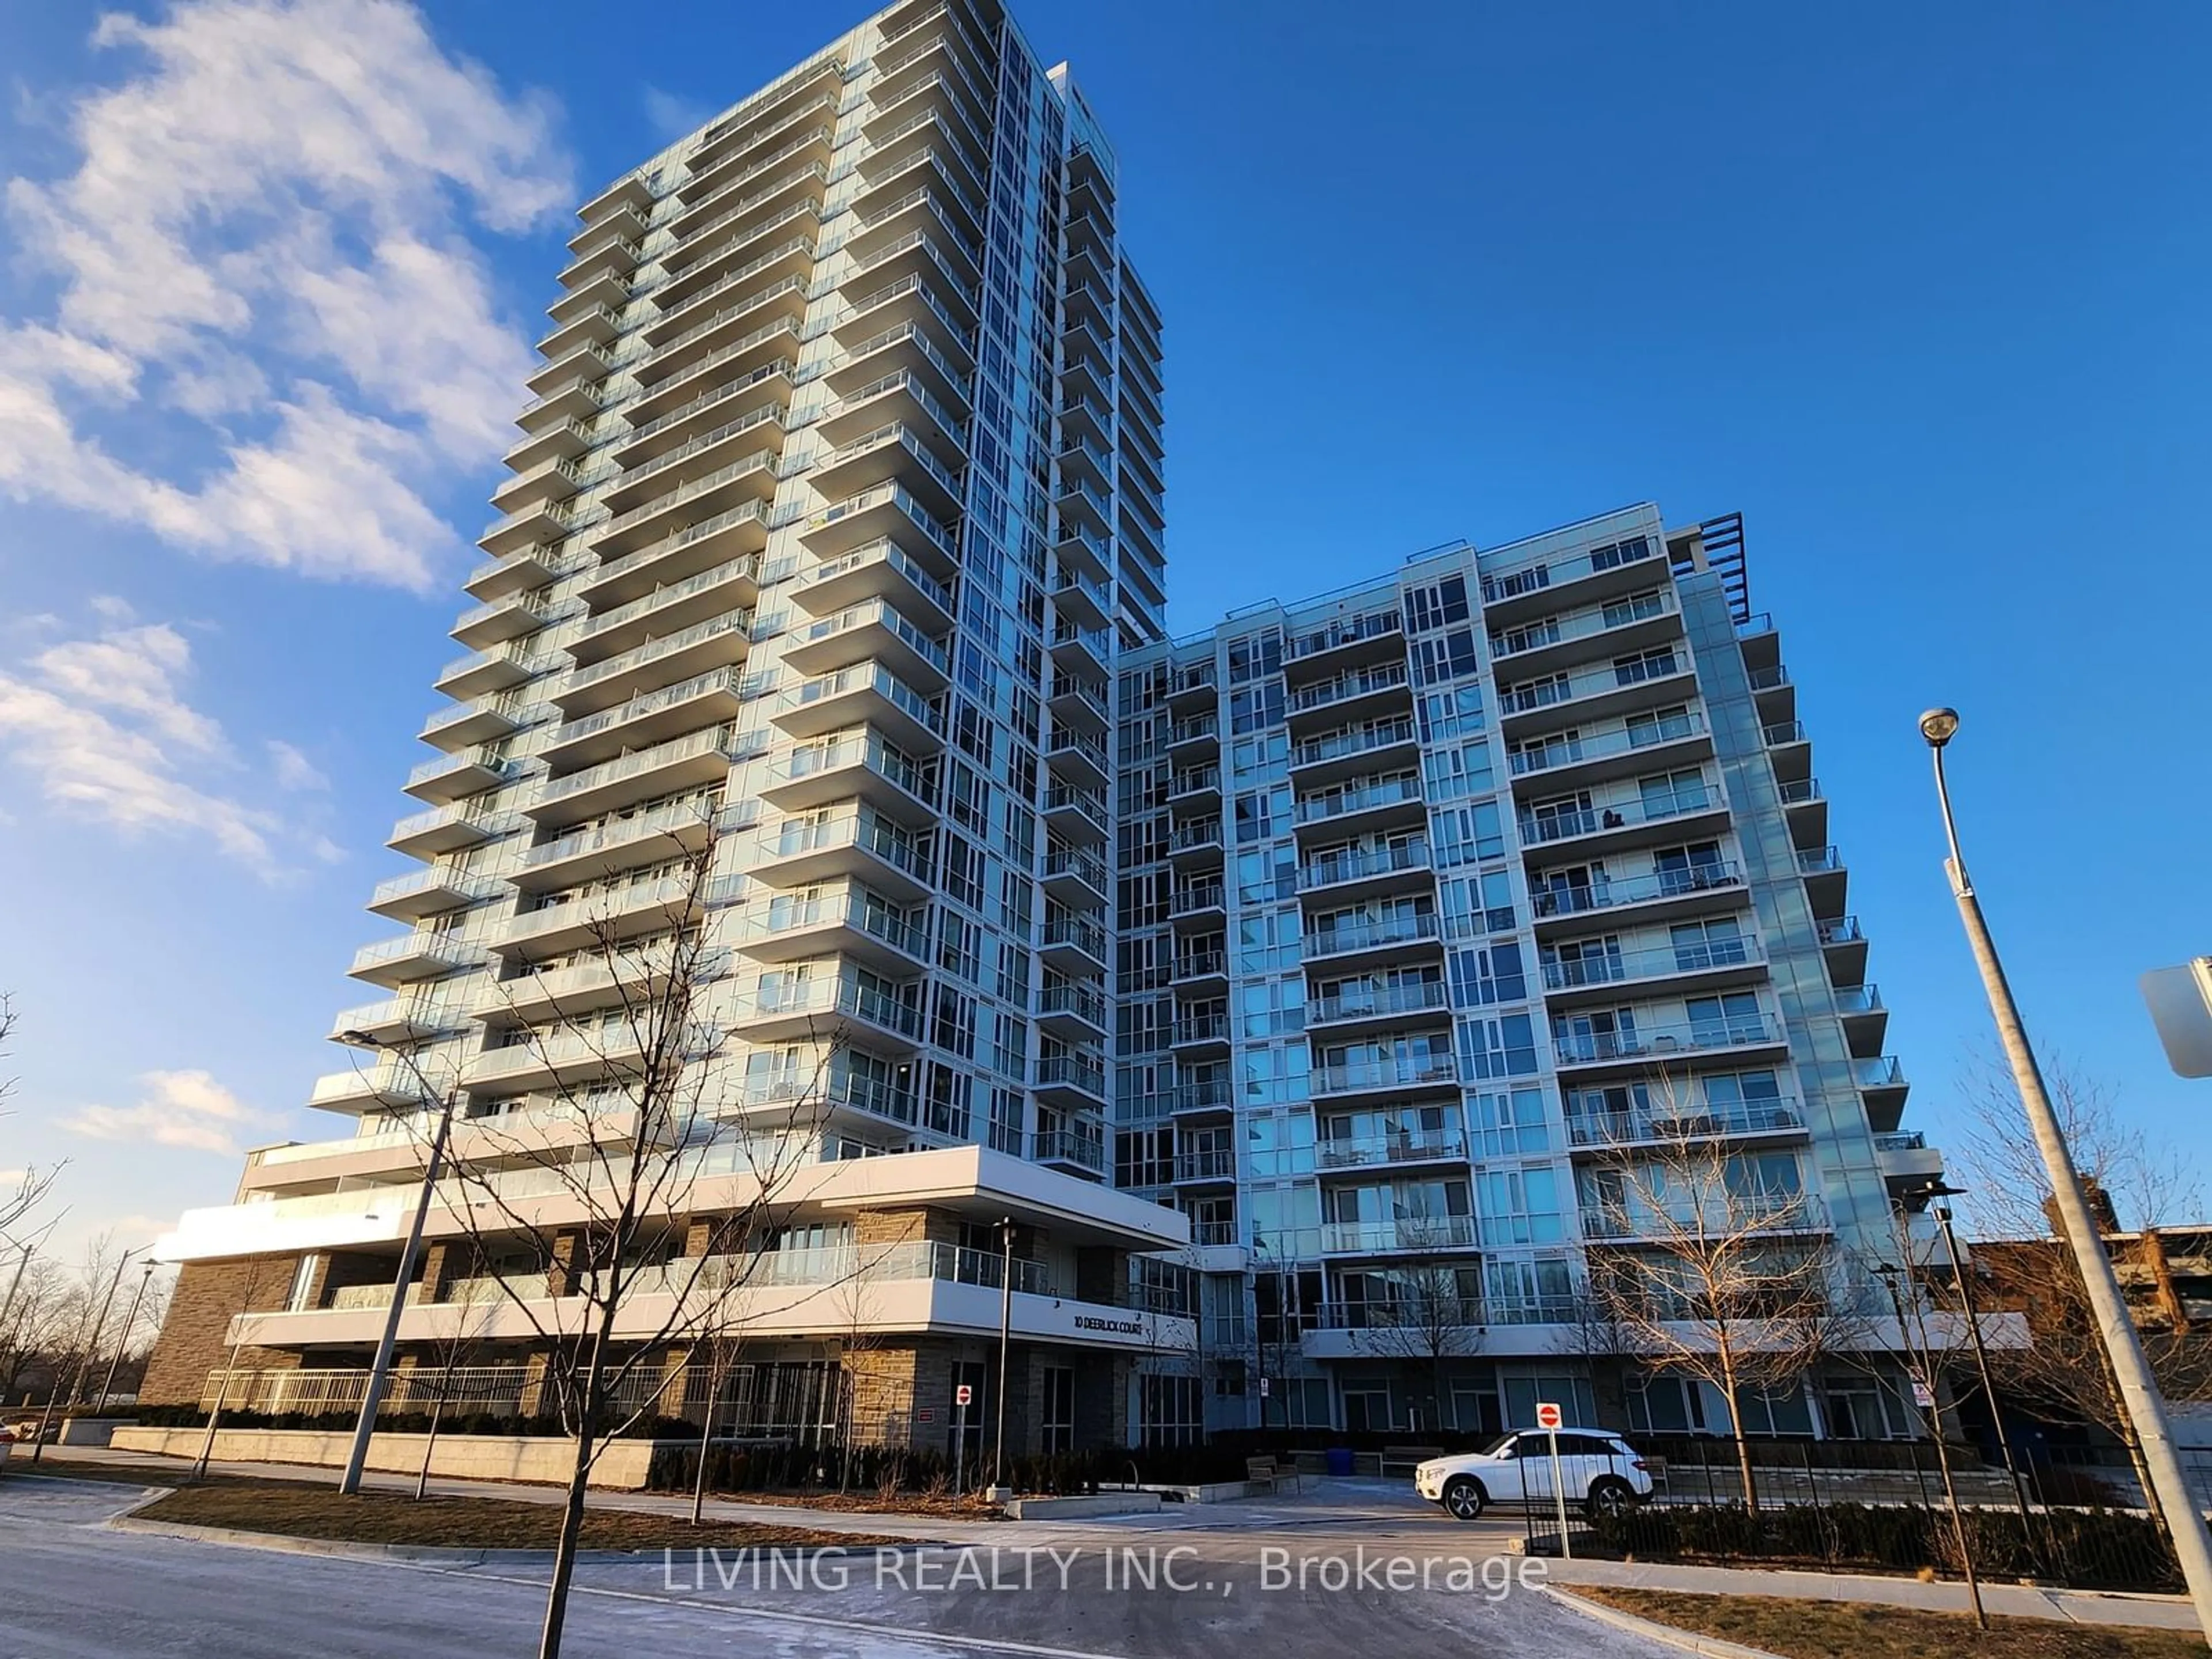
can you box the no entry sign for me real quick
[1534,1400,1563,1430]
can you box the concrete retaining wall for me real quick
[109,1426,660,1490]
[57,1417,131,1448]
[1003,1490,1162,1520]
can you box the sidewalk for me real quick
[1543,1554,2198,1631]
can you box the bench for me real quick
[1381,1444,1445,1479]
[1246,1456,1301,1495]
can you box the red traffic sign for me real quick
[955,1384,974,1408]
[1535,1401,1563,1430]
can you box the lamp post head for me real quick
[1918,707,1961,749]
[338,1029,384,1049]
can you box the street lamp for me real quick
[991,1215,1014,1498]
[1919,709,2212,1638]
[336,1031,459,1497]
[94,1259,159,1414]
[1916,1180,2037,1538]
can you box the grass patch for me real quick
[9,1460,903,1552]
[1569,1588,2201,1659]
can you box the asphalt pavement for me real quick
[0,1476,1676,1659]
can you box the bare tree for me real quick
[0,999,64,1242]
[1952,1047,2199,1238]
[1952,1048,2212,1517]
[405,1290,501,1501]
[380,828,846,1659]
[1578,1089,1851,1509]
[1349,1236,1486,1433]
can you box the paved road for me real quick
[0,1479,1672,1659]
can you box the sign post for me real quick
[1536,1400,1571,1560]
[953,1382,973,1497]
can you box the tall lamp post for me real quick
[94,1258,159,1414]
[1919,708,2212,1638]
[991,1215,1013,1497]
[337,1031,459,1497]
[1917,1180,2038,1536]
[1878,1260,1986,1629]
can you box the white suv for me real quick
[1415,1429,1653,1520]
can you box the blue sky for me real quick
[1,0,2207,1258]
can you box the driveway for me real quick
[0,1476,1675,1658]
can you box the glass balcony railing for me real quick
[1293,774,1424,825]
[1307,980,1450,1024]
[1297,840,1430,889]
[1305,913,1441,956]
[1566,1099,1803,1146]
[1531,862,1744,918]
[1518,786,1720,846]
[1510,713,1709,777]
[1554,1016,1779,1066]
[1490,589,1677,659]
[1291,717,1418,770]
[1312,1055,1458,1095]
[1286,660,1410,714]
[1540,937,1756,990]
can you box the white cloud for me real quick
[63,1068,263,1156]
[0,0,572,590]
[0,612,327,866]
[267,738,329,793]
[643,85,714,143]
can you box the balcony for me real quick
[1302,912,1444,969]
[327,995,452,1048]
[1296,839,1433,902]
[1049,621,1111,681]
[1567,1098,1805,1150]
[1171,1014,1231,1056]
[479,946,730,1027]
[1055,522,1111,585]
[835,228,980,309]
[540,668,746,772]
[1509,713,1713,793]
[305,1061,431,1116]
[782,597,950,690]
[1875,1129,1944,1191]
[527,728,739,828]
[491,874,700,960]
[1798,843,1848,911]
[1044,727,1110,791]
[1515,787,1732,855]
[1035,1054,1109,1111]
[1172,1149,1236,1187]
[1540,937,1768,1005]
[790,537,955,632]
[459,1023,673,1096]
[1170,1081,1233,1120]
[1168,880,1227,927]
[1289,716,1420,784]
[1305,979,1452,1036]
[1764,718,1812,779]
[1034,1128,1107,1179]
[1581,1192,1827,1244]
[1173,950,1229,992]
[734,885,931,975]
[514,797,725,893]
[828,272,976,359]
[1530,862,1748,934]
[758,727,937,825]
[772,662,943,754]
[1037,979,1108,1039]
[449,589,547,652]
[1818,914,1869,986]
[798,481,959,574]
[1283,608,1405,676]
[366,866,495,923]
[577,506,771,614]
[601,399,787,514]
[433,643,543,702]
[1497,651,1698,736]
[1321,1215,1478,1256]
[1835,981,1888,1056]
[1041,783,1109,845]
[463,540,566,604]
[727,969,924,1050]
[589,453,780,561]
[555,610,753,718]
[346,931,482,988]
[1311,1055,1459,1103]
[1858,1056,1910,1131]
[1477,532,1666,624]
[1039,914,1109,974]
[1316,1130,1468,1173]
[1291,773,1426,838]
[1050,564,1112,632]
[1166,765,1222,815]
[1488,589,1681,679]
[1291,664,1407,725]
[1166,817,1224,866]
[402,748,520,807]
[388,802,508,858]
[1553,1015,1788,1075]
[745,805,933,905]
[1046,673,1110,733]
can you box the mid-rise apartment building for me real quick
[1109,507,1938,1442]
[141,3,1943,1456]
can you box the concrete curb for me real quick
[1539,1584,1787,1659]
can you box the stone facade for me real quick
[137,1257,305,1407]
